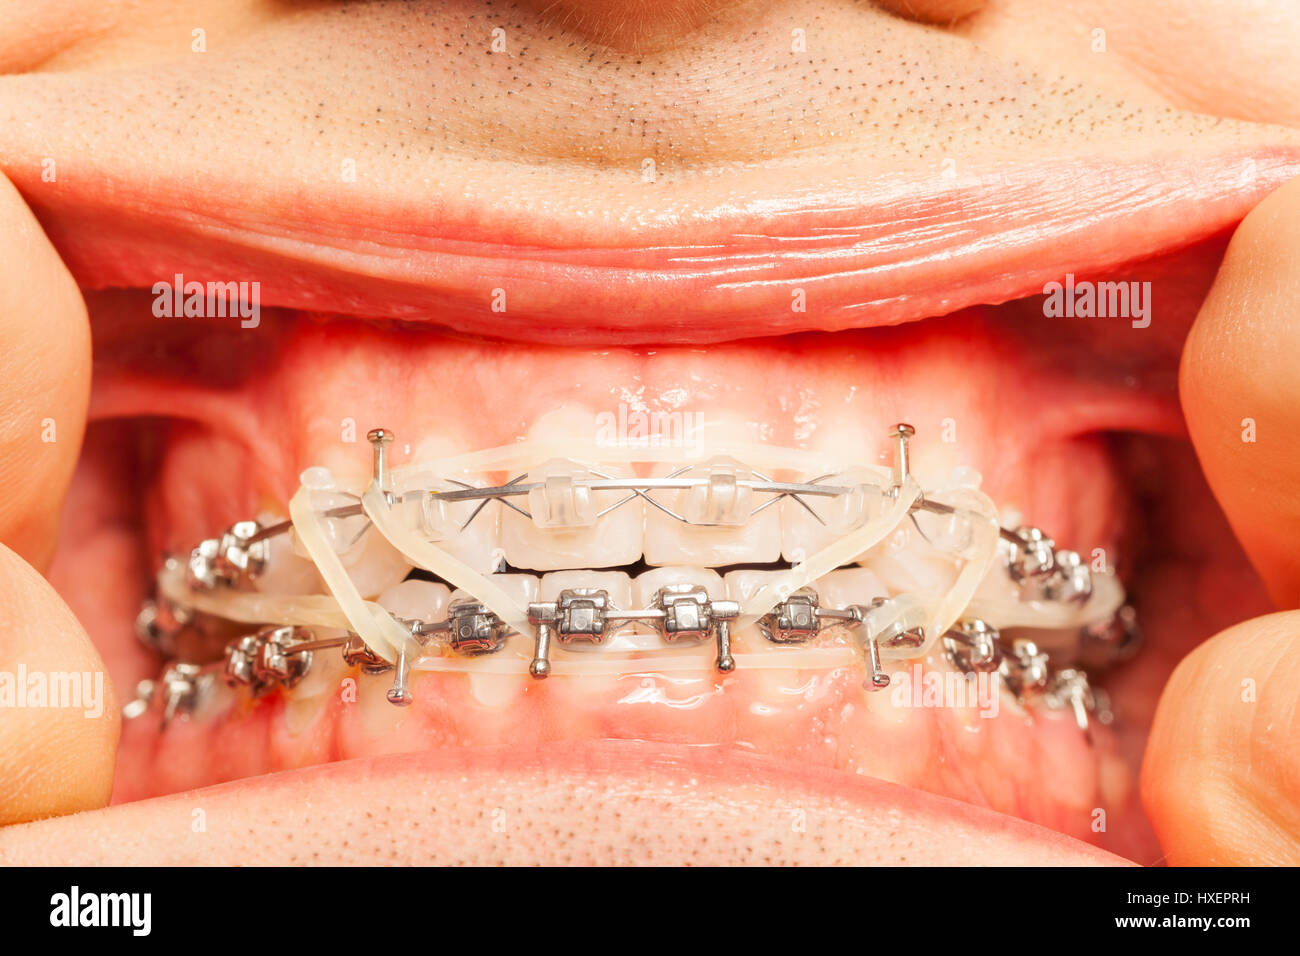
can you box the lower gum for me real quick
[116,660,1126,849]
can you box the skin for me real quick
[0,0,1297,863]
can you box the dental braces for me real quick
[125,424,1140,736]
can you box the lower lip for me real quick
[1,741,1130,865]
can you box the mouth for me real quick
[3,0,1296,865]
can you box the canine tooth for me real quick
[343,535,413,598]
[378,579,452,624]
[290,468,411,597]
[283,633,351,736]
[723,569,802,692]
[395,468,502,575]
[450,573,538,655]
[467,670,528,709]
[461,579,532,707]
[781,467,884,563]
[449,572,539,609]
[644,456,781,567]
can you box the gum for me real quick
[115,649,1128,851]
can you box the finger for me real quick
[1141,611,1300,864]
[0,542,118,825]
[1180,174,1300,608]
[0,173,114,824]
[0,171,91,570]
[1144,175,1300,864]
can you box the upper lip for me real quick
[1,67,1298,343]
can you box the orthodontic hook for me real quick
[715,619,736,673]
[530,621,553,679]
[888,422,915,494]
[386,641,414,706]
[368,427,395,500]
[862,631,890,691]
[844,604,892,691]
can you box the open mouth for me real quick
[3,0,1299,865]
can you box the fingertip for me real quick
[1181,175,1300,608]
[0,543,118,826]
[0,173,91,570]
[1141,611,1300,865]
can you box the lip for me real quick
[0,741,1130,865]
[3,145,1298,344]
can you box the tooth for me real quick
[377,579,452,625]
[539,570,633,606]
[626,565,724,656]
[281,630,352,737]
[814,567,888,610]
[253,512,324,594]
[538,570,633,654]
[723,570,788,651]
[781,467,885,563]
[450,572,539,609]
[813,568,888,643]
[455,574,539,707]
[342,532,412,598]
[466,669,528,709]
[351,668,417,741]
[644,456,781,567]
[632,566,725,606]
[395,466,502,576]
[291,467,411,597]
[860,525,958,596]
[451,572,538,656]
[500,408,643,571]
[723,569,801,694]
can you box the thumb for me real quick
[1180,175,1300,608]
[0,171,117,824]
[1142,176,1300,864]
